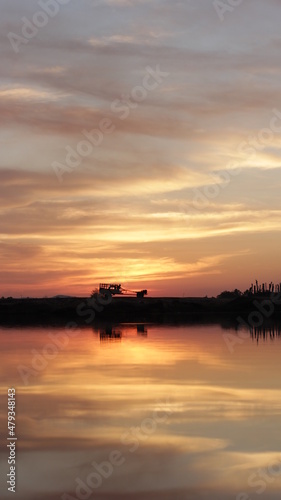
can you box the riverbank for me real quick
[0,295,281,326]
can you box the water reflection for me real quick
[93,323,149,342]
[1,323,281,500]
[99,326,122,342]
[94,322,281,345]
[250,324,281,342]
[137,324,148,336]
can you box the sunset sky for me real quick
[1,0,281,297]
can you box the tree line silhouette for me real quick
[217,280,281,299]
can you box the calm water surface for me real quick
[1,323,281,499]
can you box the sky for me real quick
[1,0,281,297]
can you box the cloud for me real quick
[1,0,281,295]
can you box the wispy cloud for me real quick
[1,0,281,296]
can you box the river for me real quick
[1,323,281,499]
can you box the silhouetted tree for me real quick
[217,289,242,299]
